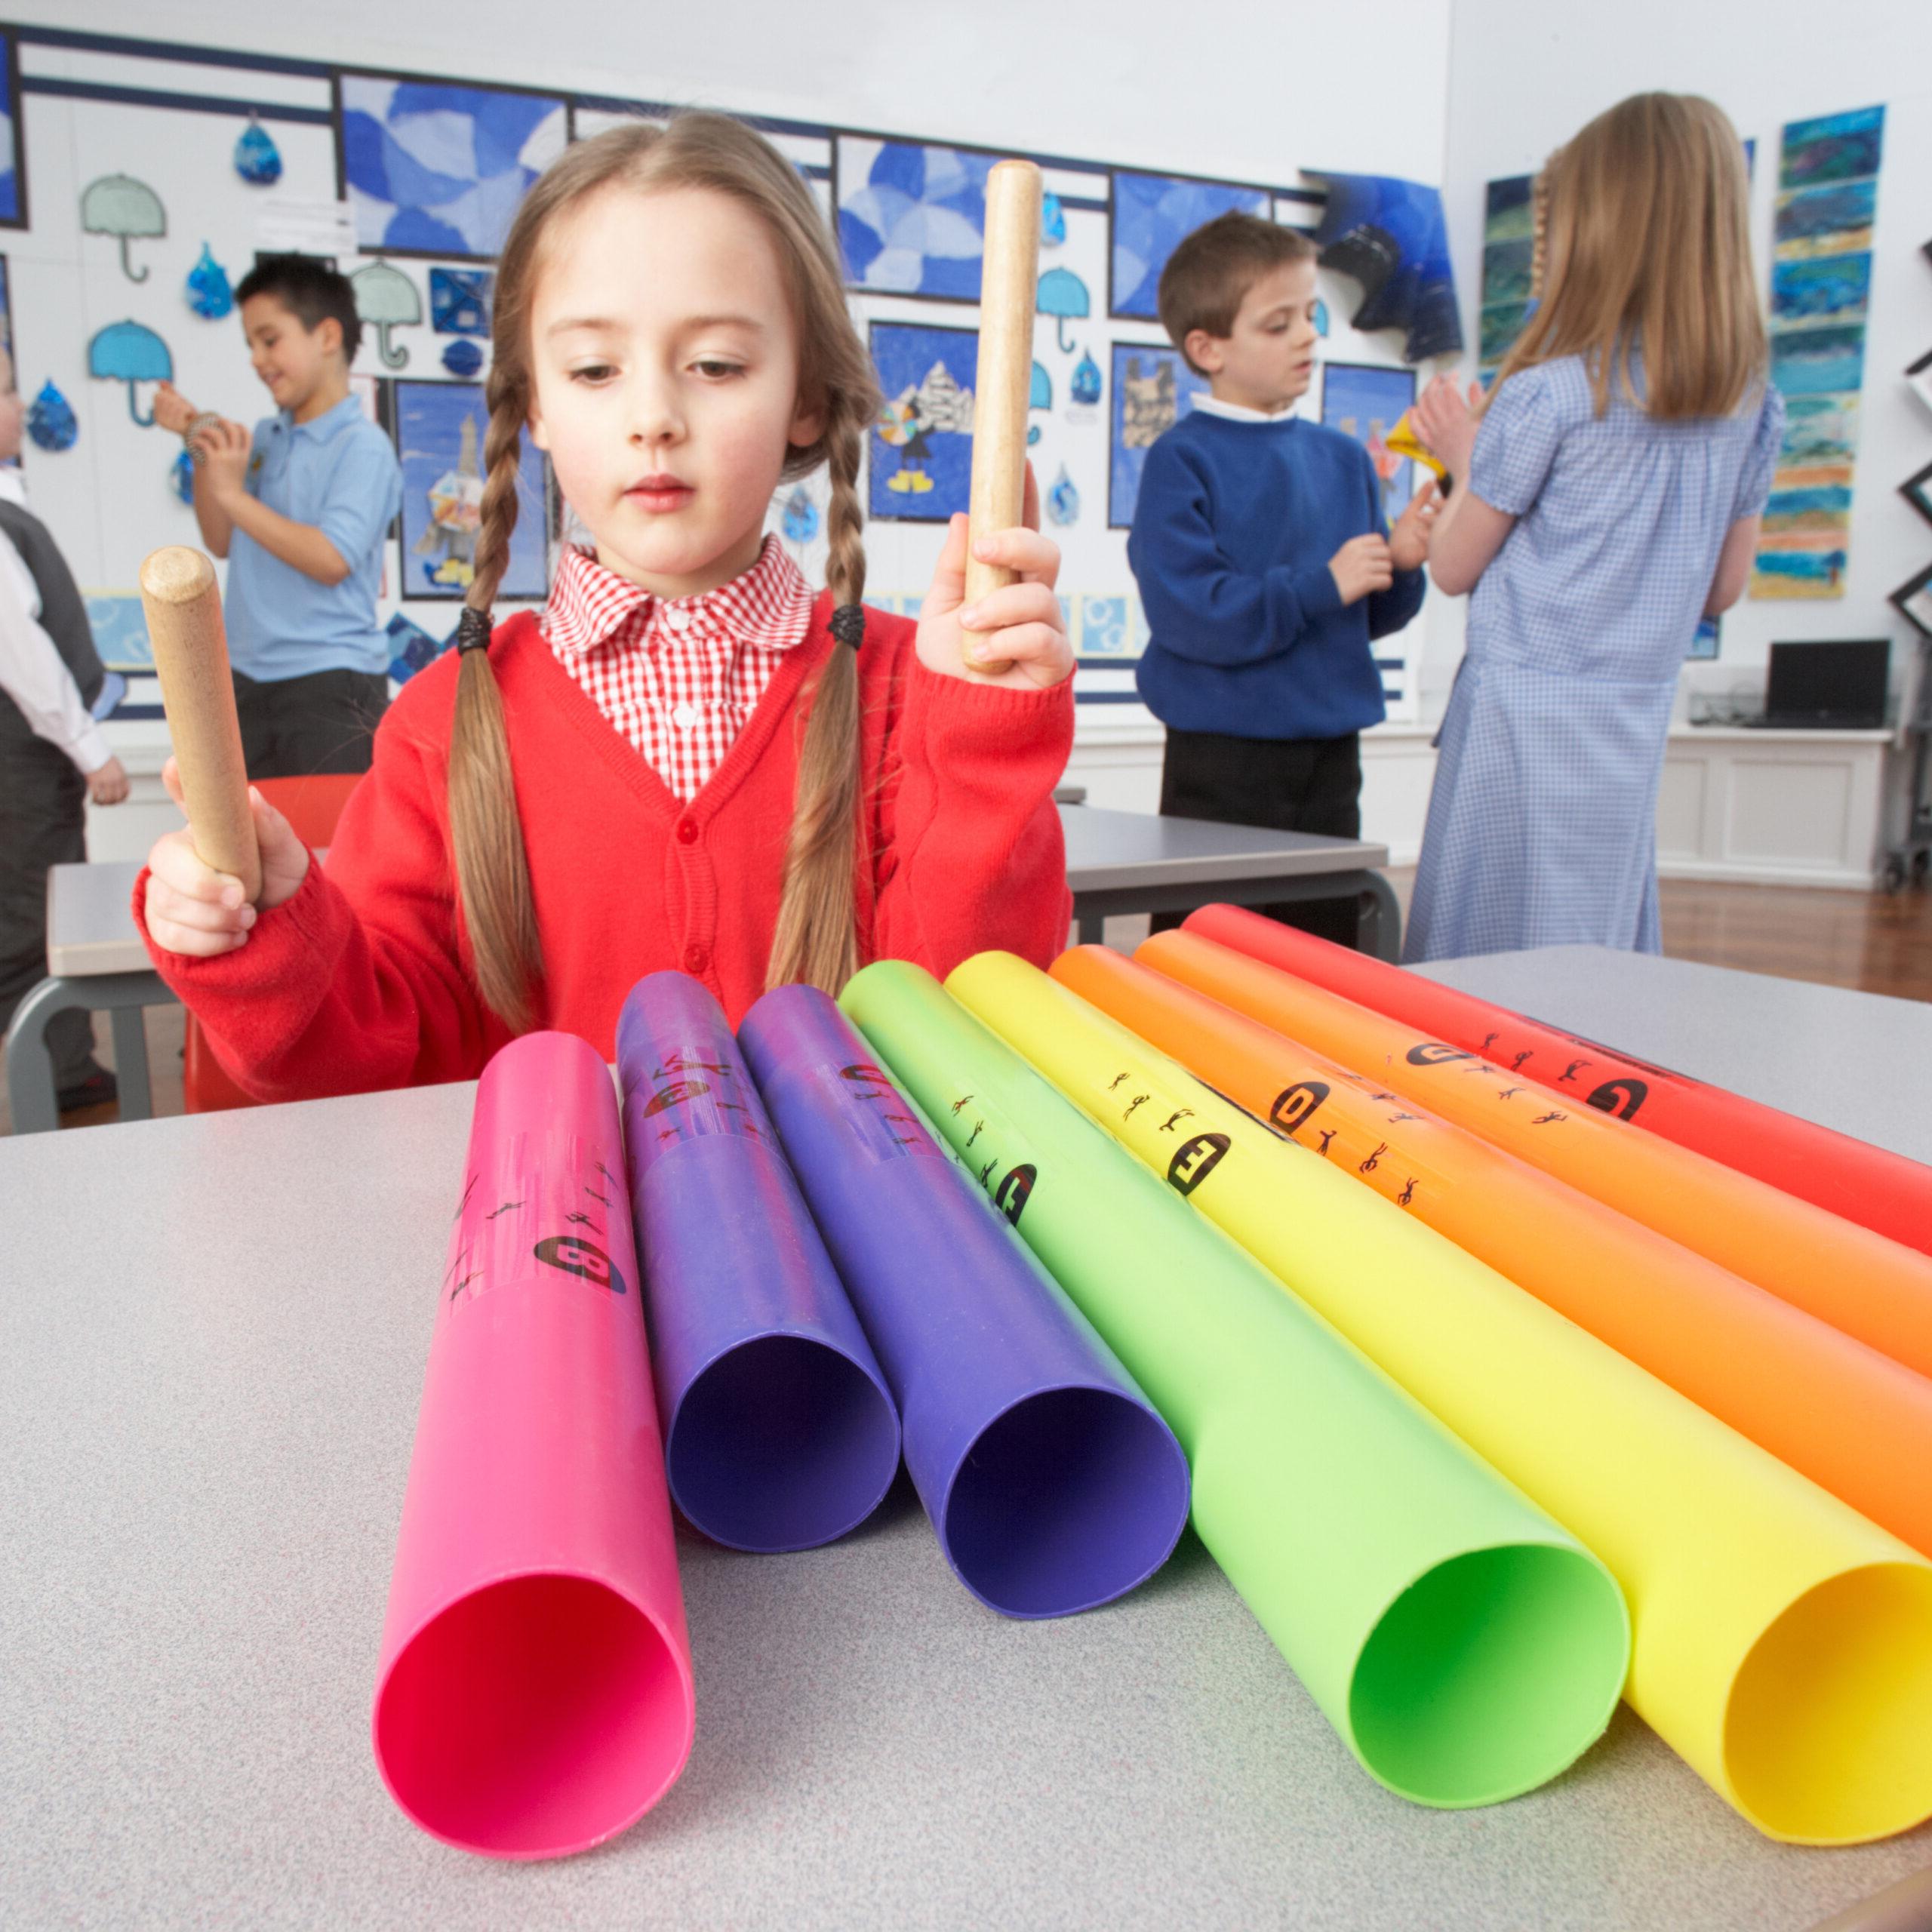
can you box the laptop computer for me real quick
[1746,639,1890,729]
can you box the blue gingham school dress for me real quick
[1404,353,1783,962]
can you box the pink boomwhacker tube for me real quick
[371,1032,697,1859]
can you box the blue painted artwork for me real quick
[1780,106,1884,191]
[186,243,233,320]
[441,338,485,378]
[1775,180,1878,254]
[1041,191,1066,247]
[234,118,283,186]
[386,610,449,684]
[1070,349,1102,407]
[838,140,995,300]
[1780,393,1859,466]
[395,378,547,599]
[1753,549,1847,595]
[1048,464,1079,527]
[429,266,493,337]
[0,34,18,226]
[339,75,568,259]
[780,486,819,545]
[1762,484,1854,531]
[1038,268,1090,352]
[1111,171,1269,319]
[1769,325,1866,398]
[1112,174,1275,320]
[84,595,153,669]
[868,321,977,524]
[1109,342,1210,528]
[1771,254,1872,327]
[171,448,194,503]
[1081,595,1131,656]
[27,380,77,453]
[1321,360,1418,520]
[1312,174,1462,362]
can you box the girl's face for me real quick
[528,184,823,600]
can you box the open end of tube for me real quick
[374,1574,691,1859]
[1349,1544,1629,1807]
[669,1333,900,1552]
[1724,1561,1932,1844]
[942,1386,1189,1618]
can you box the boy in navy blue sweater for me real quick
[1128,214,1437,943]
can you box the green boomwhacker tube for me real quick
[841,961,1629,1809]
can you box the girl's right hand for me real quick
[1411,374,1482,479]
[143,758,310,957]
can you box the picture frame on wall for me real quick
[866,320,979,524]
[1909,347,1932,419]
[1891,560,1932,640]
[0,32,26,229]
[1319,361,1419,521]
[1903,459,1932,532]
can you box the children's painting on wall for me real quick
[1478,174,1534,381]
[1108,342,1211,528]
[0,33,23,228]
[337,75,568,259]
[838,140,994,300]
[1320,361,1417,521]
[1110,171,1269,320]
[868,321,977,522]
[395,379,547,600]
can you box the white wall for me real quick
[1439,0,1932,721]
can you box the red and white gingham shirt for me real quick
[541,535,816,801]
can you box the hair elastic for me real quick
[829,603,866,651]
[455,607,493,654]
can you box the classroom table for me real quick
[2,947,1927,1929]
[4,811,1398,1133]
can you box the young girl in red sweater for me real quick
[136,115,1074,1097]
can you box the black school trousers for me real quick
[1152,727,1364,948]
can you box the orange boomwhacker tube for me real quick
[1181,903,1932,1259]
[1135,928,1932,1383]
[1052,943,1932,1560]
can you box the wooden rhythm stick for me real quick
[963,159,1043,631]
[139,546,262,903]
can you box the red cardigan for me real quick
[134,595,1074,1100]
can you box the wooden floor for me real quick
[8,874,1930,1135]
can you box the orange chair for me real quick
[183,771,364,1112]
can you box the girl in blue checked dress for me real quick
[1404,93,1783,961]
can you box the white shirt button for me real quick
[672,702,700,731]
[665,606,691,632]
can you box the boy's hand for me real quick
[1328,534,1395,605]
[152,381,198,436]
[917,465,1072,690]
[1388,478,1442,573]
[143,758,309,957]
[193,420,252,506]
[1411,374,1483,481]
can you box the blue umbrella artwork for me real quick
[27,380,77,453]
[82,174,167,283]
[352,260,423,369]
[1038,268,1089,353]
[837,140,995,299]
[89,320,173,426]
[339,75,568,258]
[1309,173,1463,363]
[234,116,283,186]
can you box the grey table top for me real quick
[1059,804,1387,894]
[2,946,1927,1930]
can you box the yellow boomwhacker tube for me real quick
[949,950,1932,1846]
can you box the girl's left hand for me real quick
[1411,374,1482,480]
[916,464,1072,690]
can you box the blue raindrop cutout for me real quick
[1041,191,1066,247]
[441,338,485,378]
[781,486,820,545]
[186,243,233,320]
[1026,423,1041,446]
[1048,464,1080,528]
[1070,349,1102,407]
[234,118,283,186]
[27,381,78,453]
[171,448,195,503]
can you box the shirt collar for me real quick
[1193,395,1301,425]
[278,393,365,442]
[543,533,815,657]
[0,466,25,506]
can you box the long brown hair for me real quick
[1491,93,1765,421]
[451,114,880,1028]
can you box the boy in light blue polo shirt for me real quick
[154,255,401,777]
